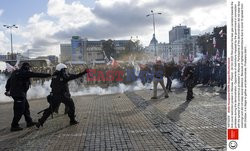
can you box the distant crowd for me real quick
[0,59,227,90]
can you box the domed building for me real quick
[146,34,159,56]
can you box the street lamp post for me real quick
[3,24,18,60]
[146,10,162,56]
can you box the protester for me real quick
[183,63,195,101]
[151,57,169,99]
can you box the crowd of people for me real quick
[138,59,227,91]
[1,58,227,90]
[2,57,226,132]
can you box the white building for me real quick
[60,44,72,63]
[84,40,104,64]
[145,34,159,55]
[71,36,84,62]
[145,25,200,63]
[169,25,191,43]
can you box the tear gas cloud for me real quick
[193,52,205,63]
[0,75,182,103]
[0,54,183,103]
[0,75,12,102]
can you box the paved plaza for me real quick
[0,86,226,151]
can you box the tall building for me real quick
[71,36,84,61]
[169,25,191,43]
[60,44,72,63]
[84,40,103,64]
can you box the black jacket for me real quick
[50,70,87,98]
[153,63,165,79]
[183,65,194,80]
[6,69,51,98]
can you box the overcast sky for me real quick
[0,0,226,57]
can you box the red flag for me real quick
[6,63,16,72]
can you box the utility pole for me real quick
[3,24,18,60]
[146,10,162,56]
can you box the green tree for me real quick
[184,41,193,56]
[197,33,214,57]
[134,40,144,51]
[213,25,227,57]
[125,40,136,52]
[102,39,115,59]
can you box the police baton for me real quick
[37,107,53,119]
[37,109,46,114]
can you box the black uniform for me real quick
[37,69,88,127]
[165,65,174,92]
[6,66,51,130]
[183,65,195,101]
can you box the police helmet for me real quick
[56,63,67,71]
[156,56,161,63]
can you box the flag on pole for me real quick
[215,49,220,60]
[219,29,224,37]
[14,54,20,68]
[6,63,16,72]
[213,37,216,48]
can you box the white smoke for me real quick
[163,78,183,89]
[0,61,6,71]
[193,52,205,63]
[0,75,52,103]
[1,74,183,103]
[27,81,51,99]
[134,64,140,77]
[70,78,183,97]
[0,75,12,102]
[71,80,151,96]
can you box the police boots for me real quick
[10,126,23,132]
[70,119,79,125]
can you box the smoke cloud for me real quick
[193,52,205,63]
[0,75,12,102]
[0,75,182,103]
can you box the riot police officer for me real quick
[183,63,195,101]
[5,62,51,132]
[36,63,89,128]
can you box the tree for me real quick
[184,41,193,56]
[134,39,144,51]
[197,25,227,58]
[125,40,136,52]
[197,33,214,57]
[213,25,227,57]
[102,39,115,59]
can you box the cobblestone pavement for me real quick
[0,86,226,151]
